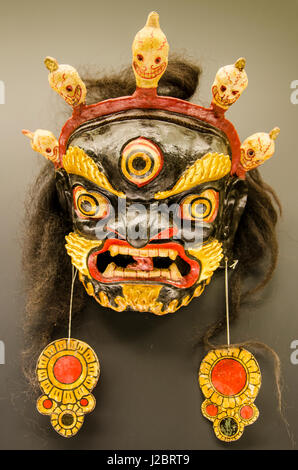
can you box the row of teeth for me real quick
[139,71,161,78]
[134,63,165,79]
[102,262,183,280]
[108,245,178,260]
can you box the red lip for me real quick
[88,239,200,288]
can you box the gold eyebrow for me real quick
[154,152,231,199]
[62,146,125,198]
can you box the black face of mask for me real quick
[56,109,247,314]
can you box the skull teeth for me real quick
[134,62,166,79]
[102,262,182,280]
[108,245,178,259]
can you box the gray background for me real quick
[0,0,298,450]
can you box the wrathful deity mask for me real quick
[23,11,279,315]
[59,114,245,314]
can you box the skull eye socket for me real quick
[73,185,110,219]
[232,90,239,96]
[137,54,144,61]
[155,56,161,64]
[180,189,219,223]
[220,85,227,92]
[66,85,73,92]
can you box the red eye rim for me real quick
[45,147,52,153]
[137,54,144,62]
[155,56,161,64]
[66,85,73,92]
[220,85,227,92]
[232,90,239,96]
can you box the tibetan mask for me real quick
[58,112,246,314]
[23,11,279,315]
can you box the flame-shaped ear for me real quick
[132,11,169,89]
[44,56,86,108]
[22,128,60,165]
[240,127,280,172]
[212,57,248,111]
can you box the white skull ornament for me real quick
[132,11,169,89]
[22,128,59,164]
[240,127,280,171]
[44,57,86,107]
[212,58,248,110]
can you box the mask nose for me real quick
[126,236,150,249]
[125,203,175,248]
[126,204,150,248]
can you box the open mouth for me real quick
[88,239,200,288]
[133,61,166,79]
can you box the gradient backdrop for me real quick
[0,0,298,450]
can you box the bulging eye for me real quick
[220,85,227,92]
[66,85,73,92]
[180,189,219,223]
[155,57,161,64]
[73,186,109,219]
[45,147,52,153]
[137,54,144,61]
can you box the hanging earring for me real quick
[35,266,100,438]
[198,257,262,442]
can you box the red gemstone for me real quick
[240,405,254,419]
[53,355,82,384]
[43,399,53,409]
[80,398,89,407]
[205,404,218,417]
[211,358,247,396]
